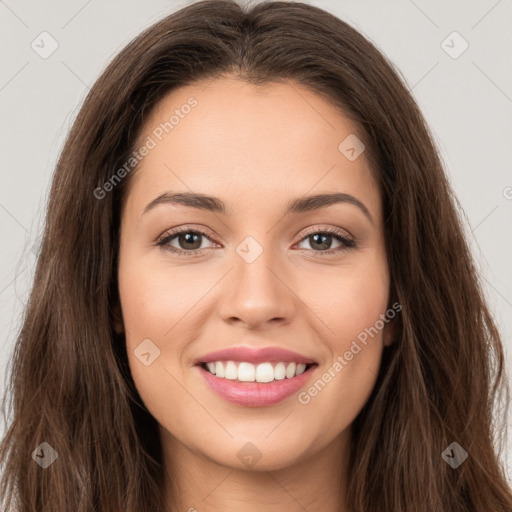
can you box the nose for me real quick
[217,243,296,330]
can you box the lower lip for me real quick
[196,364,317,407]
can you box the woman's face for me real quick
[116,77,391,471]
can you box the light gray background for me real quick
[1,0,511,481]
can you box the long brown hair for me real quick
[1,1,511,510]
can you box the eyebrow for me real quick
[143,191,373,223]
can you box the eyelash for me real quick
[156,225,356,258]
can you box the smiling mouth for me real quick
[199,361,318,383]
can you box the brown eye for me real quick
[174,232,203,250]
[157,228,217,256]
[296,228,356,256]
[307,233,336,251]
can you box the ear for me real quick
[112,301,125,334]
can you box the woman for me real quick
[1,1,511,510]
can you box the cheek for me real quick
[118,267,195,431]
[118,251,203,342]
[296,253,389,414]
[117,253,182,382]
[302,249,389,346]
[330,281,389,343]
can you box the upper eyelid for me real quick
[299,224,353,241]
[158,225,218,244]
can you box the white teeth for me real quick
[296,363,306,376]
[203,360,312,382]
[238,362,255,382]
[224,361,238,380]
[255,362,274,383]
[285,362,296,379]
[274,362,286,380]
[215,361,225,378]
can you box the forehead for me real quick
[124,77,380,220]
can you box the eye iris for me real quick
[310,233,331,250]
[179,232,202,250]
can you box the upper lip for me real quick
[194,346,317,365]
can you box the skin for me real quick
[115,76,392,512]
